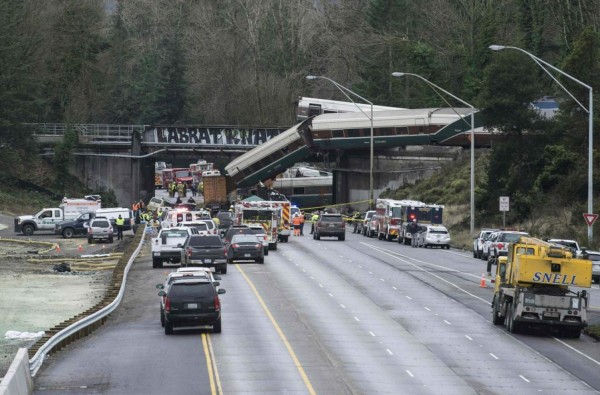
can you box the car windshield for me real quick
[167,273,208,284]
[366,212,375,219]
[320,216,341,222]
[188,236,222,247]
[231,235,260,243]
[169,282,213,299]
[163,230,189,238]
[501,233,526,242]
[181,223,208,231]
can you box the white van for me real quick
[161,210,212,229]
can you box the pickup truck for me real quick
[181,234,228,274]
[54,208,134,238]
[151,227,197,268]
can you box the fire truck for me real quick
[397,201,444,244]
[234,200,291,249]
[189,160,214,185]
[161,168,193,189]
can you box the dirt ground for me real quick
[0,214,134,379]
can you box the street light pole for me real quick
[489,45,594,243]
[306,75,375,210]
[391,72,476,235]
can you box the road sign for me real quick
[499,196,509,212]
[583,213,598,227]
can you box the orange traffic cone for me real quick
[480,273,487,288]
[55,244,61,253]
[77,244,83,253]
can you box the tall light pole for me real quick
[489,45,594,243]
[392,72,476,235]
[306,75,375,210]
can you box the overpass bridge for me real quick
[29,108,494,207]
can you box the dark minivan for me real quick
[158,277,226,335]
[314,213,346,241]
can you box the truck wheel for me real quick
[108,237,114,243]
[492,298,504,325]
[257,257,264,264]
[316,234,320,240]
[22,224,35,236]
[220,265,227,274]
[473,250,478,258]
[507,304,520,334]
[272,243,277,251]
[62,228,75,239]
[339,235,345,241]
[264,248,269,256]
[88,237,93,244]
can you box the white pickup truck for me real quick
[151,227,197,268]
[14,197,102,236]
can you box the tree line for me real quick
[1,0,599,235]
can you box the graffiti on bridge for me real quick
[152,127,287,147]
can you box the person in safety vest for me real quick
[310,211,319,234]
[292,214,301,236]
[115,215,125,240]
[299,212,305,236]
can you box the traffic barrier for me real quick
[480,273,487,288]
[0,348,34,395]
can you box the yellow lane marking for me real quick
[202,333,219,395]
[206,332,223,394]
[236,264,317,395]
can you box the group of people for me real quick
[167,181,187,198]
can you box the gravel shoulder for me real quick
[0,212,132,378]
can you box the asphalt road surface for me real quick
[32,230,600,394]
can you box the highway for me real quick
[32,229,600,394]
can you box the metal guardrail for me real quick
[28,226,146,376]
[27,123,145,145]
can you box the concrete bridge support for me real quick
[334,146,462,212]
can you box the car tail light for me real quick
[164,297,171,312]
[223,248,227,256]
[497,243,504,249]
[341,222,345,229]
[214,295,221,312]
[87,228,92,234]
[186,247,192,258]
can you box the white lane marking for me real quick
[318,284,323,288]
[295,263,299,266]
[310,276,314,280]
[392,286,397,290]
[386,349,393,356]
[552,337,600,366]
[405,296,412,300]
[406,370,414,378]
[339,255,343,258]
[302,269,306,272]
[368,271,373,274]
[358,265,363,268]
[348,260,353,263]
[443,320,451,325]
[489,353,499,360]
[519,375,530,383]
[363,243,491,305]
[380,278,385,282]
[354,316,360,322]
[465,335,473,341]
[369,331,376,337]
[424,307,431,311]
[340,304,346,309]
[328,293,334,297]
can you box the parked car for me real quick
[355,210,376,235]
[55,208,134,239]
[586,250,600,284]
[181,234,228,274]
[177,221,210,235]
[547,238,583,257]
[416,225,451,249]
[87,217,114,244]
[246,225,269,255]
[156,269,221,327]
[489,230,530,261]
[226,234,264,263]
[313,213,346,241]
[481,231,499,261]
[158,277,226,335]
[473,228,498,259]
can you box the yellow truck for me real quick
[491,236,592,338]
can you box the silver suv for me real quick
[489,230,529,260]
[87,217,114,244]
[473,229,498,259]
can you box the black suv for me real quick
[215,211,234,234]
[313,213,346,241]
[181,235,228,274]
[158,277,226,335]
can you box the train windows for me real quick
[346,129,361,138]
[332,130,344,138]
[293,187,305,194]
[308,104,322,118]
